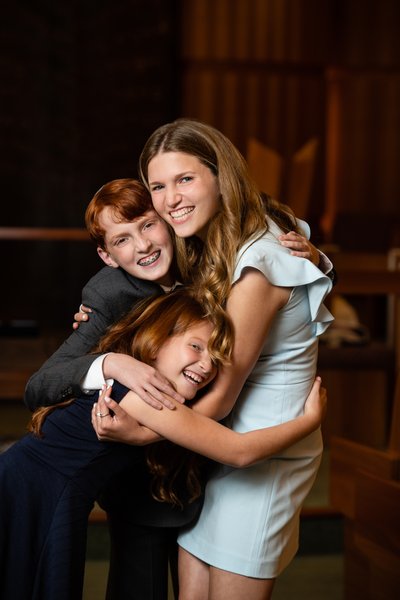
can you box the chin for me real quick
[180,388,197,401]
[171,221,196,237]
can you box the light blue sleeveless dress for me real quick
[178,219,333,578]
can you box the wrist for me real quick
[103,353,120,380]
[302,412,319,432]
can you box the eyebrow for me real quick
[107,230,130,244]
[149,170,195,185]
[107,213,159,243]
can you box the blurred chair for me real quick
[246,137,319,220]
[318,248,400,446]
[343,470,400,600]
[286,138,319,221]
[246,137,283,201]
[330,371,400,518]
[330,371,400,599]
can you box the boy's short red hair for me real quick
[85,179,153,250]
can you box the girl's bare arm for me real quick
[92,378,325,467]
[192,268,290,420]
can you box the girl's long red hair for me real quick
[29,287,233,507]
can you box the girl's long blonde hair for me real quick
[139,118,300,311]
[29,287,233,507]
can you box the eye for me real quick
[142,220,155,231]
[179,175,193,184]
[114,237,128,247]
[150,183,164,192]
[190,343,202,352]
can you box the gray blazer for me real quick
[24,266,162,411]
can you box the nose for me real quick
[135,234,152,253]
[166,189,183,208]
[199,353,214,375]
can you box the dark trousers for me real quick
[99,453,204,600]
[105,514,180,600]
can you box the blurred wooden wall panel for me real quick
[328,70,400,218]
[322,70,400,244]
[181,65,324,153]
[181,0,332,63]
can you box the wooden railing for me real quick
[0,227,89,241]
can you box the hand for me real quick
[92,385,161,444]
[72,304,92,330]
[304,376,327,426]
[103,353,186,410]
[279,231,320,265]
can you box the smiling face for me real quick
[97,207,174,287]
[148,152,221,241]
[154,320,217,400]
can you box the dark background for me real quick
[1,0,400,332]
[1,0,179,330]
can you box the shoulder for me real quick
[84,266,161,297]
[82,267,162,317]
[237,215,312,265]
[234,228,333,290]
[236,228,283,267]
[84,266,135,288]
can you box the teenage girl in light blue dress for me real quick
[178,217,330,579]
[137,119,333,600]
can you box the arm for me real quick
[89,269,288,439]
[279,229,336,283]
[24,266,157,410]
[93,378,326,467]
[193,268,290,420]
[24,277,119,410]
[279,230,320,265]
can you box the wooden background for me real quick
[1,0,400,324]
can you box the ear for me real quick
[97,247,119,269]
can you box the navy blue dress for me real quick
[0,382,141,600]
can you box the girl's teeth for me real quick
[171,207,194,220]
[184,370,202,384]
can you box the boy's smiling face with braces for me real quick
[97,207,174,287]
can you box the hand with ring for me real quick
[91,384,162,445]
[96,411,109,419]
[92,385,112,432]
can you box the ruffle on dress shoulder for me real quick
[234,232,334,336]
